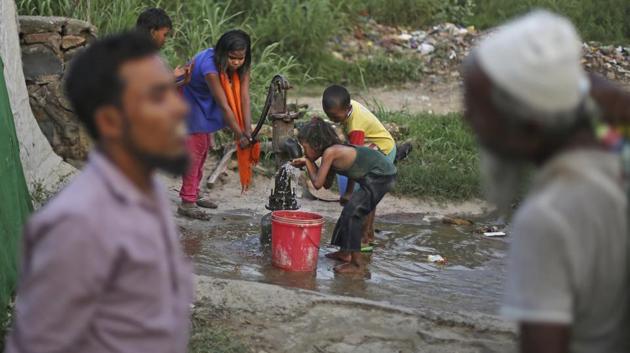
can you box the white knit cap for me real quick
[477,10,589,117]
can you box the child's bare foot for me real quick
[325,250,351,262]
[333,262,366,274]
[333,251,366,274]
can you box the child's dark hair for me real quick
[136,8,172,32]
[64,31,158,140]
[298,117,342,155]
[322,85,351,111]
[214,29,251,77]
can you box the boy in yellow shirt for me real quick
[322,85,396,251]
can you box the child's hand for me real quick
[291,157,307,168]
[174,65,186,78]
[238,133,251,149]
[175,61,194,86]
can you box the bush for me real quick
[249,0,346,73]
[338,0,475,27]
[472,0,630,43]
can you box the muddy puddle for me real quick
[180,212,508,316]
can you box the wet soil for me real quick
[180,211,507,316]
[161,153,510,352]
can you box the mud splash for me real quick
[181,212,508,316]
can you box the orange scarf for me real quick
[219,71,260,192]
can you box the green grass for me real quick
[338,0,475,28]
[378,110,481,200]
[355,54,424,87]
[0,301,13,352]
[189,310,250,353]
[472,0,630,43]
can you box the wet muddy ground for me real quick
[164,166,513,351]
[180,210,508,316]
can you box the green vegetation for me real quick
[472,0,630,44]
[378,110,481,200]
[339,0,476,28]
[188,310,250,353]
[356,55,423,86]
[16,0,629,102]
[341,0,629,43]
[0,301,13,352]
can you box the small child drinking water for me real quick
[292,118,397,274]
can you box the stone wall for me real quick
[19,16,96,164]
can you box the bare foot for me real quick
[325,251,351,262]
[333,262,366,274]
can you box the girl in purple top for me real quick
[178,30,253,220]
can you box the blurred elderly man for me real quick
[463,10,629,353]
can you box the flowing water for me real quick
[181,212,508,315]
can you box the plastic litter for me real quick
[327,19,629,84]
[428,255,447,264]
[483,231,506,238]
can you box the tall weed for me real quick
[377,110,480,200]
[15,0,309,116]
[472,0,630,43]
[250,0,346,72]
[339,0,475,28]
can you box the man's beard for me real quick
[479,148,526,216]
[122,122,190,176]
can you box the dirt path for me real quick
[292,81,463,115]
[293,81,630,116]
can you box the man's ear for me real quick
[94,106,124,140]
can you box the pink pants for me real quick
[180,133,213,203]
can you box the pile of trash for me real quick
[582,43,630,82]
[328,19,479,81]
[329,18,630,84]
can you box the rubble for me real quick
[329,18,630,84]
[328,20,480,83]
[582,43,630,82]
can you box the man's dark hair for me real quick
[64,31,159,140]
[298,117,342,155]
[136,8,172,32]
[322,85,351,111]
[214,29,251,78]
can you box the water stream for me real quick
[181,212,508,316]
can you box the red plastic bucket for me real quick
[271,210,324,271]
